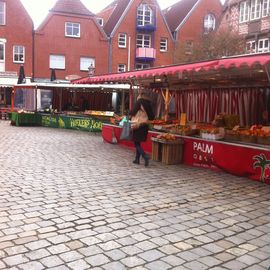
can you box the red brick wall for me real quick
[176,0,222,59]
[110,0,174,73]
[34,15,109,80]
[0,0,33,76]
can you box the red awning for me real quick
[73,54,270,84]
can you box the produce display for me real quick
[112,113,270,146]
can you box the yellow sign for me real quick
[180,113,187,126]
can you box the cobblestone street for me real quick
[0,120,270,270]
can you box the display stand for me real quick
[151,137,184,165]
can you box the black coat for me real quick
[130,98,154,142]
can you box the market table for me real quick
[102,123,270,184]
[10,112,41,126]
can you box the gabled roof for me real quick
[163,0,199,32]
[50,0,94,17]
[102,0,131,36]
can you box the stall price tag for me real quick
[180,113,187,126]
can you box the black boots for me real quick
[133,158,140,164]
[144,155,149,167]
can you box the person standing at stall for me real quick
[130,92,154,166]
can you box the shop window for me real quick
[118,33,127,48]
[65,22,80,38]
[258,38,269,52]
[80,57,95,71]
[50,55,65,69]
[136,34,151,48]
[118,64,126,73]
[204,14,215,33]
[239,1,249,23]
[0,2,5,25]
[13,46,25,63]
[250,0,261,20]
[137,4,153,26]
[160,38,168,52]
[262,0,270,17]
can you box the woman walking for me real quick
[130,92,154,167]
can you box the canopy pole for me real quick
[35,86,38,112]
[264,65,270,83]
[11,87,16,112]
[162,88,169,122]
[129,84,133,112]
[59,88,63,113]
[121,89,125,115]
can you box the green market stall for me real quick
[11,82,131,131]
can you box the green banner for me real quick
[58,115,102,132]
[41,115,58,128]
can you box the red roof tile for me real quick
[102,0,131,36]
[163,0,199,32]
[50,0,93,17]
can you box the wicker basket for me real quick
[257,136,270,146]
[239,134,257,144]
[224,130,240,141]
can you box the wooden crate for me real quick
[151,137,184,165]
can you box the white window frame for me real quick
[118,33,127,48]
[0,2,6,25]
[0,42,5,61]
[239,1,249,23]
[185,40,194,55]
[250,0,261,20]
[13,45,25,63]
[136,34,151,48]
[50,55,65,69]
[80,57,95,71]
[262,0,270,17]
[258,38,269,52]
[97,18,103,26]
[137,4,153,26]
[135,63,150,70]
[160,38,168,52]
[246,40,256,53]
[204,14,216,32]
[65,22,80,38]
[118,64,126,73]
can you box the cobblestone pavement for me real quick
[0,120,270,270]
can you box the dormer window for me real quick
[137,4,153,26]
[0,2,6,25]
[97,18,104,26]
[204,14,215,33]
[65,22,80,38]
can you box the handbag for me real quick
[131,105,148,129]
[120,121,132,140]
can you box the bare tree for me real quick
[174,29,246,63]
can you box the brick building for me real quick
[0,0,33,107]
[219,0,270,54]
[97,0,174,73]
[163,0,222,63]
[34,0,109,82]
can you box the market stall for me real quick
[11,83,131,131]
[74,53,270,184]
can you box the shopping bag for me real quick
[120,121,132,140]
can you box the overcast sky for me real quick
[21,0,225,29]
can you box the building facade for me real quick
[34,0,109,82]
[164,0,222,63]
[0,0,33,106]
[97,0,174,73]
[219,0,270,54]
